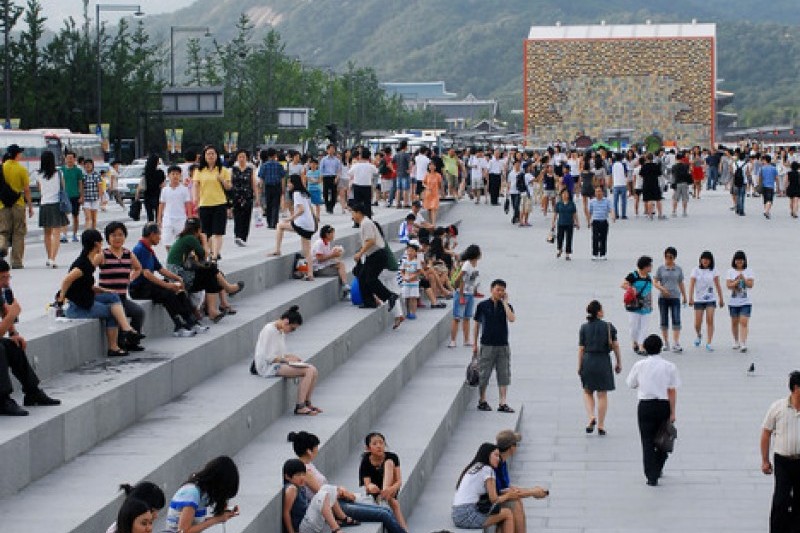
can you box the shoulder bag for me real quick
[58,171,72,214]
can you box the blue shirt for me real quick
[494,460,510,493]
[258,160,285,186]
[165,484,209,532]
[130,240,162,288]
[589,197,612,221]
[320,155,341,177]
[555,200,577,226]
[760,164,778,189]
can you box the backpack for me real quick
[0,165,22,207]
[515,172,527,193]
[733,162,745,188]
[623,272,651,312]
[378,158,390,176]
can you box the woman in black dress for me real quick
[640,153,663,219]
[230,149,259,246]
[577,300,622,436]
[141,154,165,222]
[786,161,800,218]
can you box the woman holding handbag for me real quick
[36,150,69,268]
[577,300,622,436]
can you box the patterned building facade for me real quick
[524,23,716,147]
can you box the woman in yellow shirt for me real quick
[192,146,232,261]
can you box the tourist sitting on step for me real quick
[283,458,353,533]
[250,305,322,416]
[57,229,145,357]
[106,481,166,533]
[451,442,517,532]
[164,455,240,533]
[128,222,210,338]
[114,497,154,533]
[359,432,409,531]
[288,430,407,533]
[311,225,350,298]
[0,258,60,416]
[493,430,549,533]
[165,218,244,322]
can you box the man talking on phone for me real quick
[473,279,516,413]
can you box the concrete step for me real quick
[407,404,525,533]
[0,301,409,533]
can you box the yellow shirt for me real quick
[192,166,231,207]
[1,159,29,207]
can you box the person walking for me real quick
[473,279,516,413]
[192,145,231,261]
[733,151,748,216]
[761,370,800,533]
[786,161,800,218]
[258,147,286,229]
[230,149,258,247]
[0,144,34,268]
[626,334,681,487]
[725,250,755,371]
[351,203,400,320]
[60,150,83,243]
[578,300,622,436]
[688,250,724,351]
[35,150,68,268]
[140,154,165,222]
[759,154,778,219]
[320,144,342,215]
[671,152,692,217]
[552,189,579,260]
[621,256,654,355]
[653,247,687,353]
[610,153,628,219]
[422,161,442,226]
[589,186,615,261]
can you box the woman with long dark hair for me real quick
[106,481,165,533]
[451,442,515,532]
[359,432,408,530]
[35,150,68,267]
[192,145,231,261]
[115,498,153,533]
[230,149,258,246]
[141,154,165,222]
[164,456,240,533]
[269,174,316,280]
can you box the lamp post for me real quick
[170,25,211,86]
[96,3,143,136]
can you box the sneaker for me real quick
[406,313,417,320]
[672,343,683,353]
[732,343,741,351]
[173,327,196,338]
[59,236,68,243]
[693,335,702,347]
[447,340,457,348]
[748,362,755,374]
[662,343,670,352]
[192,324,210,334]
[740,345,748,353]
[71,234,79,242]
[705,343,714,352]
[234,238,246,247]
[600,255,607,261]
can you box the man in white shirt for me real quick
[468,149,489,204]
[348,148,379,221]
[487,149,505,206]
[626,334,681,486]
[413,147,430,202]
[611,153,629,219]
[761,370,800,532]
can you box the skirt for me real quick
[580,351,615,392]
[452,503,488,529]
[38,203,68,228]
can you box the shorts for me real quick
[470,176,484,190]
[69,197,81,216]
[381,178,394,191]
[673,183,689,203]
[634,188,643,196]
[452,503,490,529]
[396,176,410,191]
[299,484,337,533]
[291,221,315,240]
[478,344,511,388]
[728,304,752,318]
[83,199,100,210]
[401,284,420,299]
[162,216,187,245]
[762,187,775,204]
[452,291,475,319]
[693,301,716,311]
[197,204,228,236]
[520,196,532,213]
[544,189,556,198]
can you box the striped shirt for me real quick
[763,397,800,456]
[83,171,101,202]
[589,197,612,221]
[98,248,132,295]
[164,483,210,532]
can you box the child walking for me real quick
[449,244,481,348]
[400,242,421,320]
[158,166,192,252]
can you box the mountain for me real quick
[144,0,800,125]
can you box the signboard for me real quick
[277,108,313,129]
[161,86,224,118]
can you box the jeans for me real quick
[591,220,608,257]
[658,298,681,330]
[612,186,627,218]
[706,167,718,190]
[637,399,671,484]
[339,500,407,533]
[65,292,121,328]
[736,185,746,215]
[509,193,520,223]
[322,175,337,214]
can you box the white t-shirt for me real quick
[348,162,378,187]
[452,465,494,506]
[414,154,430,182]
[159,184,191,219]
[36,171,62,204]
[487,157,505,174]
[460,261,479,295]
[567,158,580,176]
[469,156,488,180]
[726,268,754,307]
[293,192,315,232]
[691,267,718,303]
[253,322,287,376]
[506,170,520,194]
[311,238,338,270]
[611,161,627,187]
[626,354,681,401]
[524,172,536,196]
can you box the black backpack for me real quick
[515,172,527,193]
[0,165,22,207]
[733,163,745,188]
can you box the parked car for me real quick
[116,163,192,199]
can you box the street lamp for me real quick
[96,3,144,137]
[170,25,212,86]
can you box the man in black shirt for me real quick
[473,279,516,413]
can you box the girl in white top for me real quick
[688,251,724,351]
[35,150,69,267]
[452,443,516,532]
[725,250,756,364]
[251,306,321,415]
[269,175,317,281]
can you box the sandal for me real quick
[228,281,245,297]
[210,313,225,324]
[497,404,516,413]
[305,401,323,413]
[219,306,237,315]
[107,348,129,357]
[338,516,360,527]
[268,250,281,256]
[393,316,405,330]
[477,401,492,411]
[586,418,597,434]
[294,405,317,416]
[432,302,447,308]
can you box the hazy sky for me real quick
[37,0,196,30]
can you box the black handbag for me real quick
[476,494,498,515]
[654,421,677,453]
[128,199,142,221]
[465,356,479,387]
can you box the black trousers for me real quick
[144,196,159,222]
[352,185,372,218]
[356,248,393,307]
[263,184,281,229]
[119,295,144,333]
[0,338,39,397]
[771,453,800,533]
[591,220,609,257]
[233,200,253,241]
[129,279,196,326]
[637,399,670,484]
[488,173,502,205]
[556,224,574,254]
[322,176,337,214]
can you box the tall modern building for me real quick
[524,22,716,147]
